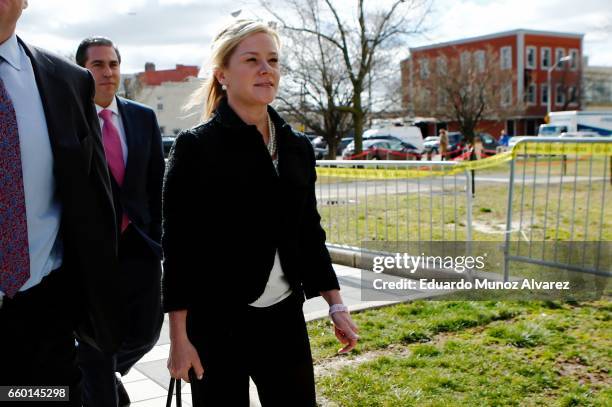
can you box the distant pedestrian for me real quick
[439,128,449,160]
[162,19,359,406]
[499,129,510,146]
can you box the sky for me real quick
[16,0,612,74]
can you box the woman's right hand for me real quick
[168,335,205,382]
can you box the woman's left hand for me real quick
[330,311,359,354]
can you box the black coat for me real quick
[22,39,123,353]
[162,98,339,313]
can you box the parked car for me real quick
[313,136,354,159]
[423,136,440,154]
[446,132,467,158]
[362,126,425,153]
[342,138,421,160]
[476,132,499,157]
[163,135,176,158]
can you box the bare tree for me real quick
[261,0,431,154]
[412,47,523,145]
[275,15,354,158]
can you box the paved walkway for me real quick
[124,264,430,406]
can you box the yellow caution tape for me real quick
[316,141,611,180]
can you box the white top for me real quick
[96,97,128,165]
[249,122,292,307]
[249,250,293,307]
[0,34,63,296]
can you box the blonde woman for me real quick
[162,20,359,406]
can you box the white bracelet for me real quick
[329,303,348,316]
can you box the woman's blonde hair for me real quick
[186,19,281,121]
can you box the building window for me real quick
[541,84,549,106]
[436,56,447,74]
[541,47,551,69]
[159,126,166,135]
[419,58,429,79]
[555,84,565,105]
[501,82,512,106]
[555,48,565,70]
[526,46,536,69]
[474,50,485,72]
[460,51,471,70]
[525,83,536,105]
[568,86,577,105]
[569,49,579,70]
[500,46,512,70]
[173,128,181,135]
[437,87,448,107]
[157,103,164,111]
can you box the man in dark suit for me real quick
[0,1,123,406]
[75,36,164,407]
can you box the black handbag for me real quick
[166,369,200,407]
[166,377,182,407]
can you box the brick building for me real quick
[121,63,204,136]
[401,29,584,138]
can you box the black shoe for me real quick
[117,378,131,407]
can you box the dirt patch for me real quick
[471,219,524,235]
[556,357,610,387]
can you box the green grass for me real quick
[311,299,612,406]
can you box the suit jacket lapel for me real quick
[116,97,135,189]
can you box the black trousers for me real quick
[187,293,317,407]
[78,226,163,407]
[0,268,81,407]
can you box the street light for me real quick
[547,54,573,115]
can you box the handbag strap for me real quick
[166,378,182,407]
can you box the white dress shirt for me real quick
[96,97,128,165]
[0,34,63,296]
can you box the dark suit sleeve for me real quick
[77,70,123,353]
[147,109,164,243]
[299,138,340,299]
[161,131,199,312]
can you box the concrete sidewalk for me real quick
[126,264,429,406]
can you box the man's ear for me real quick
[23,0,28,10]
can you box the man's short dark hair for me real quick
[76,37,121,67]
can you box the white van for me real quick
[363,126,425,153]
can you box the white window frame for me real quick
[541,83,549,106]
[436,56,447,75]
[569,49,579,70]
[526,83,536,105]
[419,58,429,80]
[555,84,565,105]
[526,46,536,69]
[500,46,512,70]
[474,50,485,72]
[501,82,513,106]
[541,47,551,69]
[555,48,565,70]
[460,51,471,71]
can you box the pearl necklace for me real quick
[267,113,276,158]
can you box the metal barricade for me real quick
[315,160,473,250]
[502,137,611,281]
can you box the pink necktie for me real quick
[99,109,129,232]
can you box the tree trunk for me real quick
[327,138,338,159]
[353,90,364,155]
